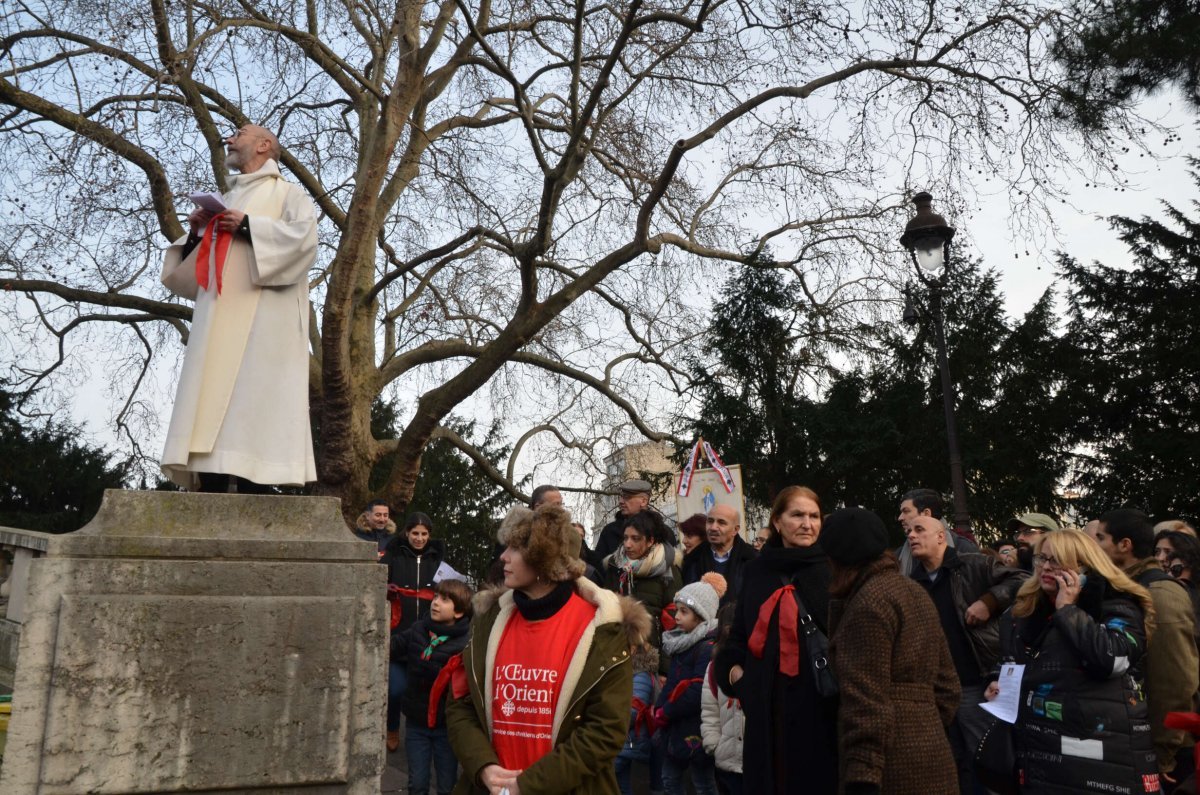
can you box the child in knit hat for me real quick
[654,572,726,795]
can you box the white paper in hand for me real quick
[188,191,227,214]
[432,561,466,583]
[980,663,1025,724]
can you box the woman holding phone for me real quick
[997,529,1159,793]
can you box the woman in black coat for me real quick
[381,512,448,751]
[713,486,837,794]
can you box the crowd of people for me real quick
[354,483,1200,795]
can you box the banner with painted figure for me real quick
[675,439,747,538]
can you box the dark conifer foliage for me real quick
[1060,172,1200,519]
[0,388,130,532]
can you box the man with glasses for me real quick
[906,515,1026,794]
[160,123,318,493]
[1006,512,1060,571]
[1088,509,1199,790]
[994,540,1018,567]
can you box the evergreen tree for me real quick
[680,253,820,509]
[681,257,1075,544]
[371,399,517,582]
[1060,178,1200,520]
[0,388,130,532]
[1054,0,1200,129]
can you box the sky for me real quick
[18,86,1200,524]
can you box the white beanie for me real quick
[674,572,727,622]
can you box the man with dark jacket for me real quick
[590,479,671,566]
[1089,508,1199,790]
[352,499,395,556]
[681,504,756,604]
[896,488,980,575]
[907,515,1027,794]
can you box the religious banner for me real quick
[674,464,746,531]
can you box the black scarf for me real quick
[760,543,833,633]
[512,580,575,621]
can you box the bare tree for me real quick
[0,0,1151,517]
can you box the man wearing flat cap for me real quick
[589,478,672,567]
[1007,512,1059,572]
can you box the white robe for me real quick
[160,160,318,488]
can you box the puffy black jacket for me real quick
[382,536,446,633]
[392,614,471,728]
[998,575,1159,794]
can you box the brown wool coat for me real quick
[829,557,960,795]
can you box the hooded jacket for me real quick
[353,512,396,555]
[446,577,650,795]
[998,573,1159,794]
[382,535,446,634]
[701,661,743,774]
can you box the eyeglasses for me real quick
[1016,527,1046,537]
[1032,553,1064,569]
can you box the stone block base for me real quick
[0,490,387,794]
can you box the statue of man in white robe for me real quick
[160,124,318,491]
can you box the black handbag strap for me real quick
[779,573,821,638]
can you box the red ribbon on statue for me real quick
[386,584,436,630]
[748,584,800,676]
[631,696,658,736]
[667,676,705,704]
[194,215,234,294]
[427,653,466,728]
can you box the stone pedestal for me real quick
[0,490,387,794]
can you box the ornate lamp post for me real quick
[900,192,972,536]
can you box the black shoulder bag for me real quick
[782,574,839,698]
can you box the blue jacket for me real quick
[657,625,716,762]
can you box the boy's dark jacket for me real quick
[392,613,471,727]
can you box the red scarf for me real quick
[631,695,657,736]
[427,653,469,728]
[194,217,234,294]
[748,584,800,676]
[666,676,704,704]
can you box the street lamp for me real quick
[900,192,972,537]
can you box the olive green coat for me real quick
[446,577,650,795]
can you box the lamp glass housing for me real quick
[913,239,945,274]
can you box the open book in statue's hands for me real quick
[187,191,227,214]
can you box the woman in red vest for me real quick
[447,503,650,795]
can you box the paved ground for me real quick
[381,743,409,793]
